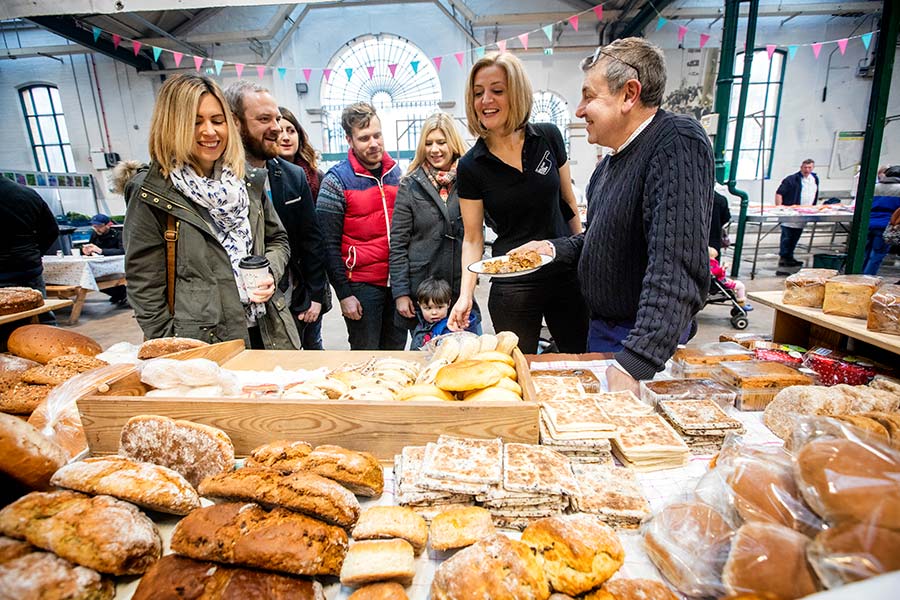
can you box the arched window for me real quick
[320,34,442,166]
[19,85,76,172]
[531,90,570,152]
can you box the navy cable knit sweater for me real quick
[554,109,713,379]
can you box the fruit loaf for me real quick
[0,412,67,490]
[7,325,101,365]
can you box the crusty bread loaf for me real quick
[7,325,102,365]
[583,578,678,600]
[198,467,360,528]
[0,412,67,490]
[339,539,416,587]
[0,536,34,564]
[303,445,384,497]
[0,550,113,600]
[807,521,900,587]
[119,415,235,488]
[245,439,313,471]
[0,382,52,415]
[794,437,900,528]
[50,456,200,515]
[723,522,819,599]
[170,502,348,576]
[0,287,43,316]
[429,506,495,551]
[132,553,326,600]
[0,491,161,575]
[348,583,410,600]
[137,337,209,359]
[522,513,624,596]
[352,506,428,555]
[431,534,548,600]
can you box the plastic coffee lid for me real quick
[239,255,269,269]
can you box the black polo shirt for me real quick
[458,123,571,262]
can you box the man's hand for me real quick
[297,301,322,323]
[340,296,363,320]
[510,240,553,256]
[396,295,416,319]
[247,274,276,303]
[81,243,102,256]
[606,363,641,397]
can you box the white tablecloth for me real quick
[42,255,125,291]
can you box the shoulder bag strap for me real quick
[164,213,178,314]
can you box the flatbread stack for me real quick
[531,376,586,402]
[589,391,655,417]
[571,463,651,529]
[539,396,616,464]
[608,414,690,471]
[658,399,745,455]
[393,446,474,520]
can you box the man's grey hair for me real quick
[342,102,378,137]
[801,158,815,166]
[581,37,667,108]
[223,80,270,119]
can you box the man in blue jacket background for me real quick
[775,158,819,270]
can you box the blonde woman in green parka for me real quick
[121,74,299,349]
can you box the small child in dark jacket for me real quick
[411,277,477,350]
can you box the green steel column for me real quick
[713,0,740,183]
[846,0,898,274]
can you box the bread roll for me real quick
[429,506,495,551]
[132,553,326,600]
[478,334,499,353]
[7,325,101,365]
[583,578,678,600]
[807,521,900,587]
[304,445,384,497]
[434,360,502,392]
[723,522,819,599]
[495,331,520,355]
[339,539,415,587]
[462,386,522,402]
[170,502,348,577]
[397,384,455,402]
[0,413,67,490]
[348,582,409,600]
[137,337,209,359]
[522,513,624,596]
[471,350,515,366]
[727,457,820,534]
[432,337,460,362]
[455,336,481,362]
[352,506,428,555]
[0,551,113,600]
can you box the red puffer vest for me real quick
[329,149,400,286]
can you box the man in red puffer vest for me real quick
[316,102,407,350]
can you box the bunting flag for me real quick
[410,60,420,74]
[173,52,183,67]
[544,48,553,56]
[678,26,688,43]
[497,39,507,53]
[323,68,332,82]
[388,63,398,77]
[112,34,121,50]
[656,17,667,31]
[542,24,553,43]
[568,16,579,32]
[861,32,873,49]
[256,65,266,78]
[433,56,443,71]
[214,59,224,75]
[475,46,485,59]
[699,33,711,48]
[344,67,353,80]
[593,6,603,20]
[132,41,142,56]
[92,26,101,42]
[152,46,162,61]
[303,68,312,82]
[235,63,245,78]
[366,65,375,79]
[766,44,776,60]
[277,67,287,80]
[787,45,798,59]
[837,38,848,55]
[454,52,464,66]
[193,56,203,71]
[811,42,822,58]
[518,33,529,50]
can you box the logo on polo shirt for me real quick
[535,151,552,175]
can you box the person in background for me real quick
[275,105,331,349]
[390,112,479,337]
[122,74,298,349]
[410,277,477,350]
[708,185,732,257]
[447,52,587,354]
[709,247,750,309]
[223,81,327,350]
[775,158,819,270]
[82,213,128,306]
[316,102,406,350]
[862,165,900,275]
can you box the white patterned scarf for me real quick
[170,163,261,324]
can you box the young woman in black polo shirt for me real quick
[447,52,588,354]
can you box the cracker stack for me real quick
[658,399,744,455]
[539,395,618,464]
[531,376,586,403]
[607,414,690,471]
[571,463,651,529]
[393,446,474,521]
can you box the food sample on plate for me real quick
[481,249,543,274]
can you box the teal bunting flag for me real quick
[542,24,553,42]
[345,67,353,80]
[475,46,485,59]
[861,32,873,50]
[787,45,797,59]
[214,59,223,75]
[410,60,419,74]
[92,27,101,42]
[277,67,287,79]
[152,46,162,62]
[656,17,667,31]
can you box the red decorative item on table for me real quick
[802,347,885,386]
[753,342,807,365]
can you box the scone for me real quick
[429,506,495,551]
[352,506,428,555]
[339,539,415,587]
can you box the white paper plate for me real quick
[467,254,553,278]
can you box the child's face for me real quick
[420,301,449,324]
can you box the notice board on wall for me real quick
[828,130,865,178]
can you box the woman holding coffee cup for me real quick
[121,74,299,349]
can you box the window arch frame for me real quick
[530,89,571,154]
[18,83,76,173]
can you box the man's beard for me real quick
[242,128,278,161]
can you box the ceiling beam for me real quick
[433,0,479,46]
[137,3,296,46]
[619,0,678,39]
[1,44,90,59]
[264,4,307,66]
[129,12,207,56]
[170,8,223,37]
[667,2,881,19]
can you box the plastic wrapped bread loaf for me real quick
[822,275,882,319]
[783,269,838,307]
[867,284,900,335]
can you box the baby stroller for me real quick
[706,278,750,330]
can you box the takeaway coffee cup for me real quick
[238,255,270,300]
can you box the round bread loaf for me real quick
[723,522,819,600]
[643,502,733,598]
[7,325,101,364]
[807,521,900,587]
[434,360,502,392]
[431,534,549,600]
[794,437,900,528]
[727,458,820,534]
[0,287,43,316]
[522,513,624,596]
[583,578,678,600]
[0,412,67,490]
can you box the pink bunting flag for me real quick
[837,38,848,55]
[497,39,507,53]
[367,66,375,79]
[811,42,822,58]
[235,63,244,77]
[433,56,442,71]
[193,56,203,71]
[173,52,184,67]
[518,33,529,50]
[699,33,711,49]
[323,68,332,82]
[568,16,579,32]
[593,6,603,20]
[678,26,688,43]
[132,41,142,56]
[256,65,266,78]
[766,44,776,60]
[302,68,312,82]
[388,63,398,77]
[454,52,464,66]
[112,34,121,50]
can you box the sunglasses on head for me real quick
[586,47,642,81]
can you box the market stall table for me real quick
[0,298,73,326]
[41,255,126,324]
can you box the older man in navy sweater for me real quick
[522,37,713,394]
